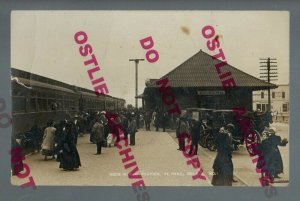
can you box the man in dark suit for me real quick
[129,114,137,146]
[144,110,152,131]
[121,114,129,139]
[73,115,80,145]
[92,118,105,155]
[189,119,201,155]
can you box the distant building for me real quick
[253,84,289,122]
[139,50,276,113]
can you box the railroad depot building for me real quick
[140,50,277,112]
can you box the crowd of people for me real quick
[11,107,288,186]
[173,110,288,186]
[11,108,145,173]
[41,119,81,171]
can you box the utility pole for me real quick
[129,59,145,109]
[259,58,278,112]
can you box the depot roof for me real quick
[147,50,277,90]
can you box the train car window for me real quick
[88,99,91,108]
[12,96,26,113]
[12,88,26,96]
[48,98,56,110]
[70,101,75,110]
[71,101,75,110]
[30,91,36,97]
[68,100,72,109]
[63,100,68,110]
[37,76,43,83]
[29,97,36,112]
[57,100,63,110]
[38,91,47,98]
[48,92,55,99]
[56,94,63,99]
[37,98,47,111]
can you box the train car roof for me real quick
[79,90,107,99]
[11,68,125,101]
[12,77,78,94]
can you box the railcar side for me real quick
[11,68,126,138]
[12,78,80,137]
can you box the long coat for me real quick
[92,122,105,143]
[121,115,129,134]
[190,120,201,142]
[212,130,233,186]
[54,122,67,161]
[129,119,137,134]
[100,115,109,138]
[73,120,80,138]
[59,124,81,170]
[41,127,56,153]
[262,134,286,176]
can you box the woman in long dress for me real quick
[54,120,67,162]
[58,122,81,171]
[212,124,234,186]
[261,128,288,179]
[41,120,56,160]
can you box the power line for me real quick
[259,57,278,112]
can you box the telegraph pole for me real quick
[129,59,145,109]
[259,58,278,112]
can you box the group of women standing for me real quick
[41,120,81,171]
[211,125,288,186]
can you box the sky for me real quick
[11,11,289,106]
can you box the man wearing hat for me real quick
[99,111,109,146]
[92,118,105,155]
[129,113,137,146]
[73,115,80,145]
[188,119,201,155]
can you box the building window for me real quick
[272,92,275,99]
[261,92,264,99]
[256,104,261,111]
[282,92,285,99]
[283,103,288,112]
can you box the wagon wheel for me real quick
[199,130,207,148]
[205,134,216,151]
[245,130,260,156]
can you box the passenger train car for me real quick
[11,68,125,136]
